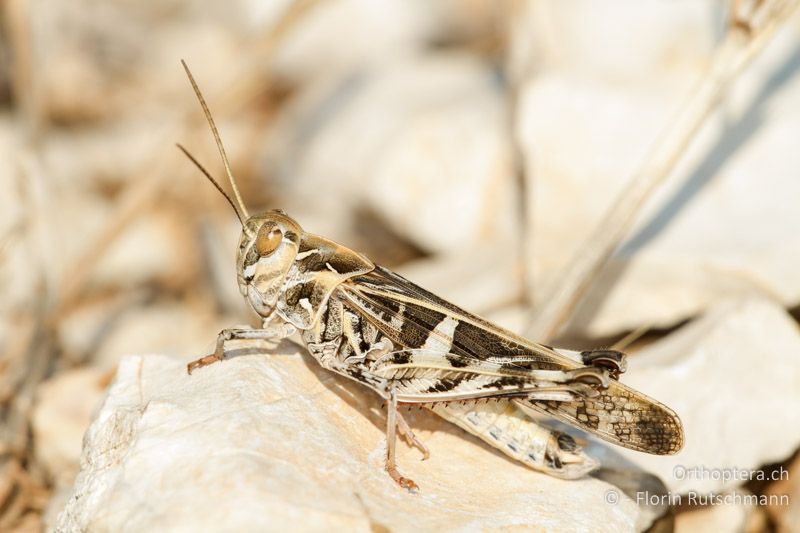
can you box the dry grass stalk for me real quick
[524,0,800,341]
[53,0,321,317]
[0,2,324,527]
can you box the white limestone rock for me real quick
[265,53,518,255]
[674,490,767,533]
[266,0,434,82]
[614,297,800,495]
[57,347,644,532]
[514,1,800,337]
[32,368,109,487]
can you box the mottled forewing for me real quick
[340,266,683,455]
[343,267,569,369]
[519,387,683,454]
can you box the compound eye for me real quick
[255,223,282,256]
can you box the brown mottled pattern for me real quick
[341,289,444,350]
[525,383,684,454]
[339,266,684,456]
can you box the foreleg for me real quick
[187,321,296,374]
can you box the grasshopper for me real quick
[179,61,683,491]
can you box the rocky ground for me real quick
[1,1,800,531]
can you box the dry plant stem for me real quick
[53,0,321,318]
[610,323,653,352]
[55,155,173,314]
[192,0,322,124]
[524,0,800,341]
[1,154,55,458]
[2,0,42,136]
[502,1,537,310]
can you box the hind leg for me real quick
[385,386,418,491]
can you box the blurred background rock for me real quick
[1,1,799,531]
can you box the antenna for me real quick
[176,144,245,226]
[180,60,250,220]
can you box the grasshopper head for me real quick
[237,209,303,317]
[178,61,372,324]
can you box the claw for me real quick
[387,465,419,492]
[187,353,222,374]
[385,385,420,492]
